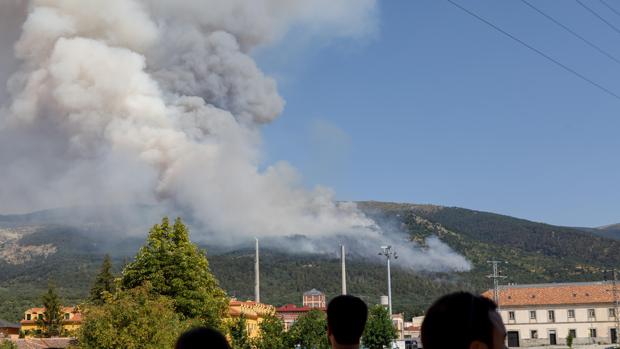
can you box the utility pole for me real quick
[255,238,260,303]
[379,246,398,317]
[487,260,506,309]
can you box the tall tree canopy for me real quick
[253,314,288,349]
[228,315,252,349]
[79,284,185,349]
[362,305,397,349]
[36,284,64,337]
[288,309,329,349]
[120,217,228,327]
[89,254,115,305]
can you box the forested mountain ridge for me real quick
[0,202,618,322]
[587,223,620,240]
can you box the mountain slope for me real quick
[0,202,618,322]
[589,223,620,240]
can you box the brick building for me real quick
[302,289,326,308]
[276,304,326,331]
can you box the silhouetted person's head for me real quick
[175,327,231,349]
[421,292,506,349]
[327,295,368,348]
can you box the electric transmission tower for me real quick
[487,260,507,309]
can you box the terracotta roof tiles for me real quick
[276,304,325,313]
[482,282,615,307]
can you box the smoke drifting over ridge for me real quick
[0,0,470,271]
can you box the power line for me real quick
[599,0,620,19]
[520,0,620,66]
[576,0,620,36]
[446,0,620,101]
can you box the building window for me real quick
[610,308,616,318]
[568,309,575,318]
[590,328,597,338]
[531,330,538,339]
[38,314,43,320]
[64,313,70,320]
[26,314,31,320]
[529,310,536,320]
[569,329,577,338]
[548,310,555,322]
[508,311,515,321]
[588,308,596,318]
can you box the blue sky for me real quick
[256,0,620,228]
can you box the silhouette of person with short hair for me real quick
[421,291,506,349]
[175,327,231,349]
[327,295,368,349]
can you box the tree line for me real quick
[19,217,396,349]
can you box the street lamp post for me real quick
[379,245,398,317]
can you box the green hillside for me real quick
[0,202,618,322]
[587,223,620,240]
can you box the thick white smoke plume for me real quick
[0,0,470,271]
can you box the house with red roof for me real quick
[276,303,326,331]
[20,306,82,337]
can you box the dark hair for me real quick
[175,327,231,349]
[421,292,497,349]
[327,295,368,345]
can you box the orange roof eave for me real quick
[483,282,617,307]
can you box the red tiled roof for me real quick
[229,300,260,306]
[20,318,82,325]
[13,338,76,349]
[482,282,615,307]
[276,304,325,313]
[24,307,78,314]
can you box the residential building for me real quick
[276,304,326,331]
[0,319,19,338]
[483,281,620,347]
[403,315,424,340]
[228,299,275,338]
[20,307,82,336]
[392,313,405,339]
[302,289,326,308]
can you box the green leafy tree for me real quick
[228,315,252,349]
[253,314,288,349]
[78,284,186,349]
[362,305,396,349]
[566,333,574,349]
[36,284,64,337]
[89,254,115,305]
[0,340,17,349]
[288,309,329,349]
[121,217,228,327]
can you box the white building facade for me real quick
[484,282,620,347]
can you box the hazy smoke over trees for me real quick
[0,0,470,271]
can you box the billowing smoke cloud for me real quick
[0,0,470,271]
